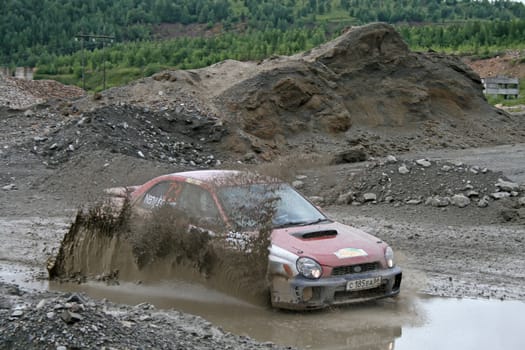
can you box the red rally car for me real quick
[109,170,402,310]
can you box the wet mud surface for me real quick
[1,203,524,349]
[33,279,525,350]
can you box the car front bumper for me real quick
[270,266,402,310]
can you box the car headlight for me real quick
[385,246,394,268]
[296,257,322,279]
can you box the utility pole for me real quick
[74,33,115,91]
[79,36,85,90]
[103,40,107,90]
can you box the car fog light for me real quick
[303,287,313,301]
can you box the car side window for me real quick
[164,181,183,207]
[178,184,221,227]
[140,181,182,209]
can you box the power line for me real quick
[74,33,115,91]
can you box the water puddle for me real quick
[397,297,524,350]
[48,279,525,350]
[0,263,49,290]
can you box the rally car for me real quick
[108,170,402,310]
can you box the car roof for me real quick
[161,170,281,187]
[173,170,241,182]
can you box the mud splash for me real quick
[48,194,274,305]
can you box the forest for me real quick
[1,0,525,94]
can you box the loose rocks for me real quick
[496,179,519,192]
[329,157,519,211]
[451,194,470,208]
[0,282,293,350]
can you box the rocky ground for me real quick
[299,156,525,225]
[0,283,292,350]
[1,22,525,349]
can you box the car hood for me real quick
[271,222,386,267]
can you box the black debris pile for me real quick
[28,104,228,167]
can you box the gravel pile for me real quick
[0,283,292,350]
[337,156,524,210]
[27,104,227,167]
[0,76,84,110]
[296,156,525,224]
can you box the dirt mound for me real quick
[2,24,524,171]
[70,23,525,162]
[0,76,84,110]
[465,50,525,79]
[27,104,226,167]
[218,23,518,158]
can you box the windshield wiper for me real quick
[301,218,331,226]
[274,218,330,228]
[273,221,309,228]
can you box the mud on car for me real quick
[109,170,402,310]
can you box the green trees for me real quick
[400,19,525,52]
[2,0,525,91]
[2,0,525,66]
[35,27,328,91]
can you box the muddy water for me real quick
[48,279,525,350]
[3,214,523,349]
[397,298,525,350]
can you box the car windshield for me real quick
[216,183,328,230]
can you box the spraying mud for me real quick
[48,198,273,305]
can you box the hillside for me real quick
[17,22,523,168]
[467,51,525,80]
[2,0,525,67]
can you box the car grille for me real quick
[331,262,379,276]
[333,284,387,302]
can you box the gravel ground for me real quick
[0,153,525,349]
[0,283,293,350]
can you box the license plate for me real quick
[346,277,382,291]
